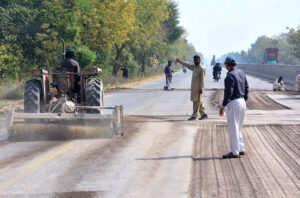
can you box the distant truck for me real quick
[211,55,216,66]
[264,48,278,64]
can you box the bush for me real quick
[64,26,80,42]
[76,46,96,68]
[126,60,140,78]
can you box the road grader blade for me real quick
[7,106,123,141]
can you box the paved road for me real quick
[105,65,273,115]
[134,65,273,90]
[0,66,299,197]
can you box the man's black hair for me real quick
[224,57,236,66]
[66,49,75,58]
[193,55,201,60]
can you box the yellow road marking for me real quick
[0,140,79,191]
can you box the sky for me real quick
[175,0,300,59]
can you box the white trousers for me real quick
[225,98,246,155]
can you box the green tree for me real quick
[0,0,197,83]
[0,0,61,79]
[130,0,169,73]
[76,46,96,68]
[287,27,300,60]
[163,1,185,44]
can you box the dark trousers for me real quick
[166,75,172,87]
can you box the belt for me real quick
[232,96,244,100]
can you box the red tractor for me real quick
[7,40,123,141]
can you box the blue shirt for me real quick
[164,65,173,76]
[222,68,249,107]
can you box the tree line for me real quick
[220,27,300,65]
[0,0,196,82]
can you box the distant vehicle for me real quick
[213,63,222,82]
[214,71,221,82]
[264,48,279,64]
[211,55,216,66]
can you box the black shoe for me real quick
[188,117,196,121]
[198,114,208,120]
[239,151,245,155]
[222,152,240,159]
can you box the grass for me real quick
[103,71,165,89]
[0,101,7,108]
[0,83,24,100]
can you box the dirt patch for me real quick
[212,90,292,110]
[0,83,24,100]
[190,124,300,197]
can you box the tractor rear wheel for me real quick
[86,78,104,113]
[24,80,42,113]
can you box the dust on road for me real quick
[0,116,197,197]
[212,90,294,110]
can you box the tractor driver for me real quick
[61,48,81,93]
[61,48,80,75]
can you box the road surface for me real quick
[0,66,299,197]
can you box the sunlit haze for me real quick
[175,0,300,59]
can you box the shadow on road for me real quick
[136,155,223,161]
[192,157,223,161]
[136,155,192,160]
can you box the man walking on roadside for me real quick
[219,57,249,159]
[176,55,208,120]
[121,66,129,79]
[164,60,174,90]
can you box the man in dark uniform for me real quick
[61,48,80,74]
[61,49,80,93]
[164,60,173,89]
[121,66,129,79]
[219,57,249,159]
